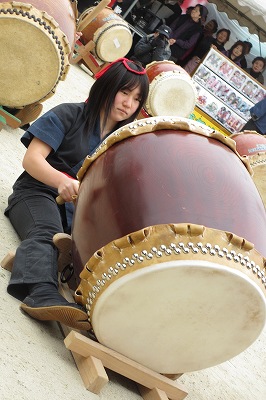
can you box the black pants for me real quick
[7,195,64,301]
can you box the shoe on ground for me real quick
[21,284,90,331]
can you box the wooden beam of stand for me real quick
[78,0,110,32]
[70,41,95,64]
[64,331,188,400]
[0,106,21,129]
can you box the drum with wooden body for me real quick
[72,117,266,373]
[143,61,197,117]
[231,131,266,208]
[0,0,76,107]
[77,6,132,62]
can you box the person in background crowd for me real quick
[183,18,218,74]
[222,40,245,67]
[240,97,266,135]
[4,58,149,330]
[212,28,231,52]
[240,41,253,69]
[132,24,172,66]
[169,4,208,64]
[244,56,266,85]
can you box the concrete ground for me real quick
[0,63,266,400]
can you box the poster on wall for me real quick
[192,47,266,134]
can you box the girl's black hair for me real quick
[84,60,149,134]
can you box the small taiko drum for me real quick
[0,0,76,108]
[231,131,266,209]
[143,61,197,117]
[77,7,132,62]
[72,117,266,373]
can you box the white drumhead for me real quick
[92,260,266,373]
[95,25,132,62]
[145,71,197,117]
[0,17,61,107]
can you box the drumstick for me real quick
[56,194,78,205]
[78,0,110,32]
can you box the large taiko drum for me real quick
[72,117,266,374]
[0,0,76,107]
[231,131,266,208]
[143,61,197,117]
[77,6,132,62]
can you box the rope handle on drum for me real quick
[56,172,79,205]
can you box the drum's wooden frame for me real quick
[0,106,20,131]
[70,39,109,76]
[1,247,188,400]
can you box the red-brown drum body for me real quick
[77,7,132,62]
[231,130,266,209]
[144,61,197,117]
[231,131,266,156]
[72,117,266,373]
[0,0,76,107]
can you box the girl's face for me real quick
[216,30,228,44]
[109,85,141,124]
[232,45,243,58]
[191,6,201,22]
[253,60,265,73]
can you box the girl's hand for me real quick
[75,31,82,41]
[57,176,80,203]
[169,38,176,45]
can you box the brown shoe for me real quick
[15,103,43,126]
[53,233,72,272]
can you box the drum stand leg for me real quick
[0,106,21,130]
[70,40,109,77]
[1,251,188,400]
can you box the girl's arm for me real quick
[22,137,79,202]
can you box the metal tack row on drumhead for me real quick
[84,241,266,321]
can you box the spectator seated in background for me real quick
[168,4,208,65]
[222,40,245,67]
[131,24,172,67]
[244,56,266,85]
[212,28,231,52]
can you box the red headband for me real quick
[94,57,146,79]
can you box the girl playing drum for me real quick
[4,58,149,331]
